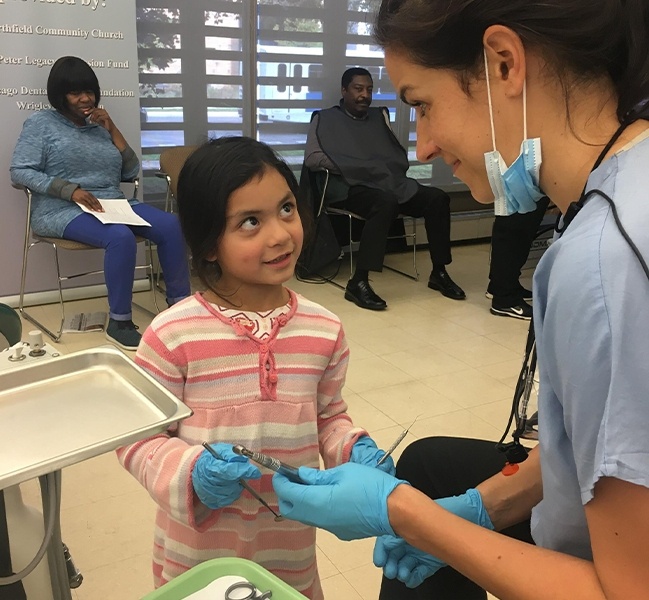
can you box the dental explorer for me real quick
[232,444,304,483]
[376,416,420,467]
[201,442,284,522]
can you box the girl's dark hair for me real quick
[176,136,305,294]
[47,56,100,112]
[375,0,649,122]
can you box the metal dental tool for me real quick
[376,415,421,467]
[232,444,304,483]
[201,442,284,522]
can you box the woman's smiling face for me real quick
[384,49,497,203]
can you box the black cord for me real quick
[590,188,649,280]
[295,259,342,284]
[555,118,632,234]
[496,320,536,466]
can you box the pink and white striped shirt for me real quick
[117,290,367,599]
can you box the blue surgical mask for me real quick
[483,50,545,216]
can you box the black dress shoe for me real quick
[345,279,387,310]
[428,270,466,300]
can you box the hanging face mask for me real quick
[483,50,545,216]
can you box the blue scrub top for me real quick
[531,131,649,558]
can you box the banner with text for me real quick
[0,0,140,300]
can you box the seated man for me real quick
[305,67,465,310]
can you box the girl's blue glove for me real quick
[350,436,396,475]
[272,462,407,541]
[192,443,261,510]
[373,488,494,587]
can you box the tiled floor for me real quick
[16,242,531,599]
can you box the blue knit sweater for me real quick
[10,109,140,237]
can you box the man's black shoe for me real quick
[345,279,387,310]
[428,270,466,300]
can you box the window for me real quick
[136,0,465,203]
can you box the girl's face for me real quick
[212,166,303,299]
[384,49,497,203]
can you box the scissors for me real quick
[225,581,272,600]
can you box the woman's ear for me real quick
[483,25,526,98]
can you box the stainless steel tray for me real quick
[0,346,192,490]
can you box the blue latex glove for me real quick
[350,436,396,475]
[436,488,494,530]
[272,462,407,541]
[192,443,261,510]
[374,535,445,588]
[373,488,494,587]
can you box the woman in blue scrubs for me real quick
[273,2,649,598]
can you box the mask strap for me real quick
[485,49,529,146]
[484,49,497,151]
[523,78,528,140]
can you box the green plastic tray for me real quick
[140,557,308,599]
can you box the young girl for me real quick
[117,137,393,599]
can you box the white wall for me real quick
[0,0,140,302]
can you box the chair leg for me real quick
[319,212,350,292]
[410,217,419,280]
[158,183,177,291]
[51,243,67,340]
[19,227,30,315]
[19,241,65,343]
[383,216,420,281]
[347,213,354,277]
[132,240,160,318]
[322,210,420,288]
[154,262,165,295]
[383,263,418,281]
[151,242,166,295]
[146,240,160,313]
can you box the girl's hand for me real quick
[192,443,262,510]
[71,188,104,212]
[87,107,114,132]
[350,436,396,475]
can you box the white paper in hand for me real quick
[80,198,151,227]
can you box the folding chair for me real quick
[155,146,199,287]
[17,181,160,343]
[157,145,199,214]
[314,168,420,281]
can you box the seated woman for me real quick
[10,56,191,351]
